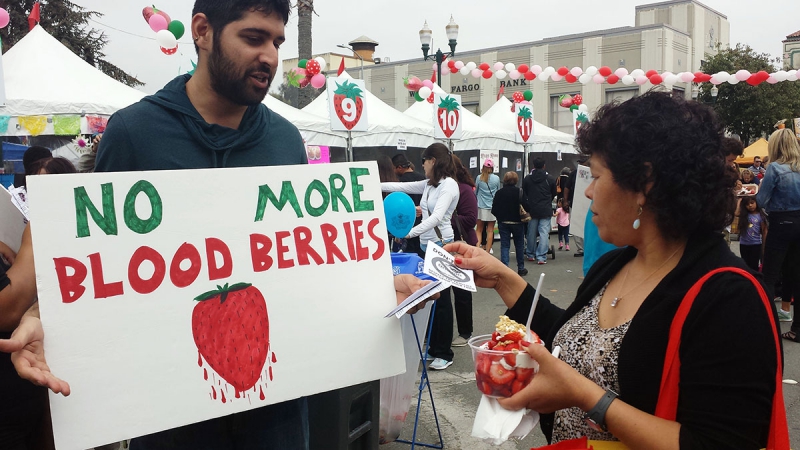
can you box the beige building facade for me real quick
[784,30,800,70]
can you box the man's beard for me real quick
[208,37,271,106]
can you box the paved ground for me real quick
[383,240,800,449]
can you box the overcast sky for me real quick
[72,0,800,94]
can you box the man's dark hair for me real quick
[721,137,744,158]
[22,146,52,175]
[32,157,77,175]
[533,157,545,169]
[192,0,292,52]
[391,153,411,168]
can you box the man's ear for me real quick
[191,13,212,53]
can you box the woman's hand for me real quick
[498,341,604,414]
[0,240,16,266]
[443,242,529,308]
[394,274,439,314]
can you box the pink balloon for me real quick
[635,76,648,85]
[493,62,504,71]
[766,76,778,85]
[531,65,543,75]
[508,70,521,80]
[149,14,168,32]
[422,79,434,89]
[471,68,482,78]
[0,8,9,29]
[310,74,326,89]
[593,74,605,84]
[550,73,563,82]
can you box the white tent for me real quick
[481,97,577,155]
[404,84,523,152]
[302,72,435,149]
[262,95,346,147]
[1,25,146,123]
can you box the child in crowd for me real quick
[738,196,767,271]
[554,198,570,251]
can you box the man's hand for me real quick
[394,274,439,315]
[0,307,70,396]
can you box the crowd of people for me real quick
[0,0,796,448]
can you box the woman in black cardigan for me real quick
[445,91,781,448]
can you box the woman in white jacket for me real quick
[382,143,460,369]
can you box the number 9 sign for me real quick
[433,93,463,140]
[327,77,369,132]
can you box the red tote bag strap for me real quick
[654,267,789,449]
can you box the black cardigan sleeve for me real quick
[504,284,565,345]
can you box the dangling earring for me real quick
[633,206,642,230]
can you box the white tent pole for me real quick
[346,131,353,162]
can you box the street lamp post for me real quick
[419,16,459,87]
[336,44,363,79]
[691,84,718,103]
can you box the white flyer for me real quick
[384,280,447,318]
[423,244,476,292]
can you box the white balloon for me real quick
[570,67,583,77]
[455,60,464,69]
[505,62,515,72]
[460,66,470,75]
[585,66,598,76]
[579,73,592,84]
[630,69,644,78]
[728,78,740,85]
[614,68,628,78]
[531,65,543,75]
[314,56,327,70]
[735,70,751,81]
[418,86,432,98]
[466,61,477,70]
[635,75,648,85]
[543,66,555,76]
[156,29,177,48]
[664,74,680,85]
[495,69,507,79]
[787,70,798,81]
[593,74,605,84]
[471,68,482,78]
[509,70,521,80]
[578,104,589,113]
[622,75,635,85]
[775,70,788,82]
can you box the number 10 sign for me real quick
[433,93,463,140]
[327,77,369,132]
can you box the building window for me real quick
[550,94,579,135]
[605,88,638,104]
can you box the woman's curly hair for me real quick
[576,90,736,241]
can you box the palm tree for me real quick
[296,0,314,108]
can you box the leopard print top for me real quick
[551,282,630,442]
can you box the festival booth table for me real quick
[735,137,768,167]
[481,96,578,173]
[302,72,435,164]
[404,84,524,181]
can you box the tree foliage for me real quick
[0,0,143,87]
[699,43,800,144]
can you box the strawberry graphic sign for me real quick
[327,77,369,131]
[515,105,534,143]
[573,109,590,137]
[433,93,463,140]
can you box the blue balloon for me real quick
[384,192,416,238]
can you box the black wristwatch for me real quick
[583,389,618,432]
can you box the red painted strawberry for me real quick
[572,94,583,106]
[403,76,423,91]
[192,283,269,393]
[575,112,589,133]
[489,364,516,385]
[332,80,364,130]
[436,95,460,138]
[516,106,533,143]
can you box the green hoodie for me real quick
[96,75,307,172]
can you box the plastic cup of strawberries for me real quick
[468,330,544,398]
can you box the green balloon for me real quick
[523,90,533,101]
[569,104,578,112]
[168,20,185,40]
[298,59,308,69]
[414,91,424,102]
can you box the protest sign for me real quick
[27,162,404,449]
[570,164,591,238]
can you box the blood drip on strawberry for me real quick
[260,385,265,401]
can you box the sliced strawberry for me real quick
[487,340,497,350]
[504,351,517,367]
[515,367,534,381]
[477,355,492,376]
[493,343,506,352]
[491,331,500,342]
[511,380,525,395]
[479,381,493,396]
[489,364,516,385]
[503,331,524,343]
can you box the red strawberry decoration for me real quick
[426,92,435,103]
[512,91,524,103]
[572,94,583,106]
[516,106,533,143]
[575,112,589,132]
[332,80,364,130]
[403,76,423,91]
[305,59,321,76]
[193,283,270,394]
[436,95,460,138]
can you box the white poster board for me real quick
[570,164,591,238]
[0,187,26,252]
[433,93,463,140]
[327,77,369,132]
[27,162,404,450]
[514,103,534,144]
[479,150,500,174]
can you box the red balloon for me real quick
[645,69,658,78]
[524,71,536,81]
[607,74,620,85]
[450,66,458,74]
[598,66,612,77]
[649,74,663,84]
[565,73,577,83]
[746,77,761,86]
[513,91,525,102]
[755,70,770,82]
[557,66,569,76]
[482,69,493,79]
[517,64,529,74]
[447,60,455,68]
[479,62,490,71]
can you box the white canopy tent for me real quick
[1,25,146,135]
[481,97,577,155]
[302,72,435,150]
[262,95,346,147]
[404,84,523,153]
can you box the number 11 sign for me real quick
[433,93,463,140]
[327,77,369,132]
